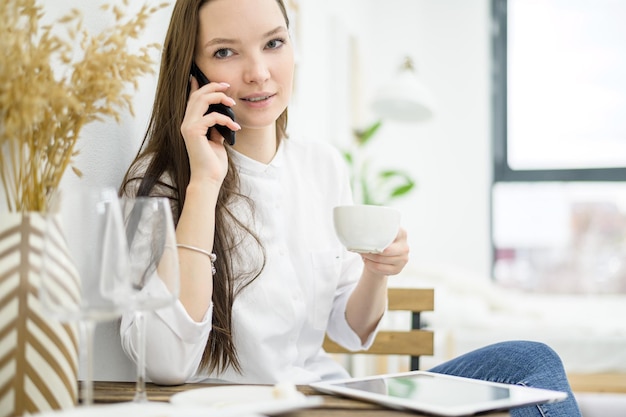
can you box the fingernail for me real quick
[229,98,236,105]
[220,82,230,87]
[234,123,242,130]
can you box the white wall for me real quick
[293,0,493,281]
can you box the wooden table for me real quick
[93,381,510,416]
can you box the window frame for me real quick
[491,0,626,183]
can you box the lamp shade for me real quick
[371,57,434,123]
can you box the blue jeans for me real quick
[429,341,581,417]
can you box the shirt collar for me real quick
[229,140,285,176]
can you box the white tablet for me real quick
[309,370,568,416]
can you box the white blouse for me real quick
[120,138,379,385]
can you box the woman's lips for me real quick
[243,95,272,102]
[240,93,276,107]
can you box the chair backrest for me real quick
[323,288,434,371]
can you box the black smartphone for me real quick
[190,62,236,146]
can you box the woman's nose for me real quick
[243,55,270,84]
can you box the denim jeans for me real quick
[429,341,582,417]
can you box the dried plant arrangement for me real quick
[0,0,168,212]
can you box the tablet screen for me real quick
[335,373,511,407]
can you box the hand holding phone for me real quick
[190,62,236,146]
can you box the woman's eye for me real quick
[214,48,233,59]
[266,38,285,50]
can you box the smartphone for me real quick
[190,62,236,146]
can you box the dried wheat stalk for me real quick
[0,0,168,212]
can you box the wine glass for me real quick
[120,196,180,403]
[40,187,133,407]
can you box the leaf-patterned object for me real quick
[0,213,78,417]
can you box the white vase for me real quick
[0,212,78,416]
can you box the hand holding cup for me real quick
[333,205,401,254]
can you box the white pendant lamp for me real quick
[371,56,434,123]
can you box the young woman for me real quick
[119,1,581,415]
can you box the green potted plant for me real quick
[344,120,416,206]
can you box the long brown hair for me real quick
[120,0,290,375]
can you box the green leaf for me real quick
[374,169,416,204]
[354,120,382,146]
[390,182,415,198]
[379,170,401,179]
[342,151,353,165]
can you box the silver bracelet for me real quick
[176,244,217,275]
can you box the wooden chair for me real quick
[323,288,435,371]
[567,373,626,393]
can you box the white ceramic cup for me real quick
[333,205,401,253]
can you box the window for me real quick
[491,0,626,293]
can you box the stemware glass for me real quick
[120,196,180,403]
[39,187,133,407]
